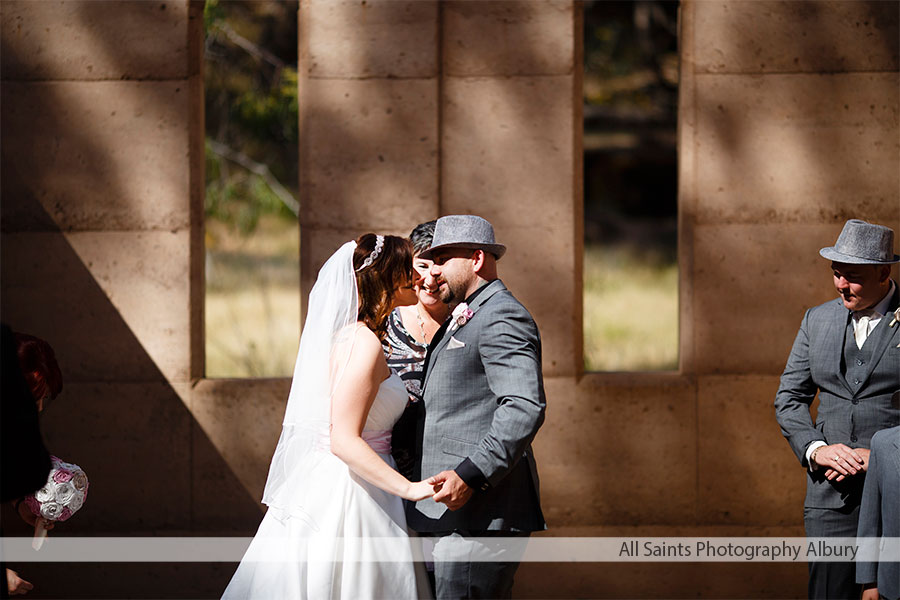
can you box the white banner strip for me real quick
[0,537,897,563]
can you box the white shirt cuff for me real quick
[805,441,827,471]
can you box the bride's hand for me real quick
[405,475,445,501]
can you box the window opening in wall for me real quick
[204,0,300,377]
[583,0,679,371]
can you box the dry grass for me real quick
[583,243,678,372]
[205,217,300,378]
[205,225,678,377]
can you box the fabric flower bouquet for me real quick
[24,455,89,549]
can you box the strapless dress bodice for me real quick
[363,373,408,432]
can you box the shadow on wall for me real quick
[0,8,265,596]
[692,0,900,377]
[695,0,899,225]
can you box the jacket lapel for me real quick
[854,284,900,393]
[421,279,506,391]
[465,278,506,313]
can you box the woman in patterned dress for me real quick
[382,221,451,478]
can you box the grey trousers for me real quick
[431,532,529,600]
[805,505,862,600]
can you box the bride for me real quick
[223,234,440,599]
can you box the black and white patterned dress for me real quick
[382,308,428,480]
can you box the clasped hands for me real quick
[812,443,870,481]
[407,470,474,511]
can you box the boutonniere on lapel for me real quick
[889,307,900,347]
[449,302,475,333]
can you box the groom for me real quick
[408,215,546,599]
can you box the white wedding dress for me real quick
[222,373,429,599]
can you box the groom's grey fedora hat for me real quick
[419,215,506,260]
[819,219,899,264]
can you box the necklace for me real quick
[415,304,429,347]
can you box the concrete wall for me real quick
[522,2,897,597]
[0,0,897,598]
[1,1,259,595]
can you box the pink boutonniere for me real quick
[450,302,474,330]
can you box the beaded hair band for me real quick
[355,235,385,272]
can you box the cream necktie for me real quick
[854,310,875,349]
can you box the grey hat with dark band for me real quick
[419,215,507,260]
[819,219,899,264]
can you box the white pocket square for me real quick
[447,336,466,349]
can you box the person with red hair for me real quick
[1,325,55,596]
[14,333,63,412]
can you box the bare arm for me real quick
[330,326,439,501]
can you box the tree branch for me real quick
[207,139,299,217]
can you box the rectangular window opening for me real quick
[203,0,300,378]
[583,0,679,372]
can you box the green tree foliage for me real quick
[583,0,678,112]
[204,0,299,234]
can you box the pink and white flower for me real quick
[53,469,73,484]
[25,456,88,524]
[40,501,64,520]
[451,302,475,329]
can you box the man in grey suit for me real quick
[857,424,900,600]
[775,219,900,599]
[409,215,546,599]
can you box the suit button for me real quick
[854,379,861,385]
[851,435,858,443]
[856,359,864,366]
[852,399,859,405]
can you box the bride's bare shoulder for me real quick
[353,323,381,348]
[334,322,382,358]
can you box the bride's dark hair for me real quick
[354,233,414,339]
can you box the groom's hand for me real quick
[432,470,473,510]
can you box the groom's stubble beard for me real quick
[439,267,475,308]
[439,281,457,306]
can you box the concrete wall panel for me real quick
[697,375,802,525]
[65,231,192,382]
[0,232,188,383]
[38,381,192,532]
[299,78,438,231]
[539,375,697,527]
[496,224,577,377]
[693,0,899,74]
[0,0,190,81]
[190,378,289,508]
[442,74,576,375]
[300,0,437,79]
[444,1,574,76]
[691,223,854,375]
[190,379,290,531]
[516,561,806,599]
[694,73,900,225]
[442,76,575,227]
[1,81,191,232]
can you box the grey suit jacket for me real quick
[856,426,900,600]
[774,284,900,509]
[407,279,546,533]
